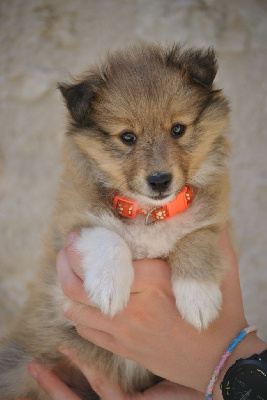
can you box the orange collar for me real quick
[113,185,193,225]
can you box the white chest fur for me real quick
[85,198,216,260]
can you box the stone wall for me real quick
[0,0,266,340]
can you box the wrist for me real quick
[212,333,267,400]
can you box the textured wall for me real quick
[0,0,266,341]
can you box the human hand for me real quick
[24,229,266,400]
[24,357,204,400]
[55,229,248,396]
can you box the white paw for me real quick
[173,279,222,330]
[74,227,133,317]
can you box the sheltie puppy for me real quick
[0,42,230,399]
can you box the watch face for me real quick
[222,363,267,400]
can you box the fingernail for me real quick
[67,232,79,246]
[28,361,43,379]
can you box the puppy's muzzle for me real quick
[147,171,172,192]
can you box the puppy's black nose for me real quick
[147,172,172,192]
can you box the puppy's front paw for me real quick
[173,279,222,330]
[75,227,133,317]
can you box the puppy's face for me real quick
[60,44,230,205]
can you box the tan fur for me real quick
[0,43,230,399]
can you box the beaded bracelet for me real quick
[205,325,257,400]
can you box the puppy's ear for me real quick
[182,48,218,86]
[58,75,103,126]
[166,45,218,87]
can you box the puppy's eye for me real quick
[171,124,186,138]
[120,131,137,145]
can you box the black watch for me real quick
[220,349,267,399]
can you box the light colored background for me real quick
[0,0,266,341]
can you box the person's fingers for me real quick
[58,348,204,400]
[65,236,172,295]
[62,302,117,335]
[59,348,129,400]
[130,258,171,293]
[26,358,204,400]
[66,232,84,279]
[27,361,81,400]
[73,325,129,358]
[56,248,90,304]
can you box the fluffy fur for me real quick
[0,42,230,399]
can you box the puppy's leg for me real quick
[169,227,225,331]
[0,339,50,400]
[74,227,134,317]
